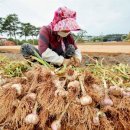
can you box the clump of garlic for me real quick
[11,83,22,95]
[0,75,6,86]
[26,93,36,100]
[101,79,113,106]
[79,76,92,105]
[25,102,39,125]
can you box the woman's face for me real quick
[57,31,70,37]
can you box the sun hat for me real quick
[50,7,80,32]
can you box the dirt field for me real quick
[1,42,130,54]
[1,42,130,65]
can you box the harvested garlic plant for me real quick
[79,76,92,105]
[25,102,39,125]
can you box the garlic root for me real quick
[51,102,70,130]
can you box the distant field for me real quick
[77,41,130,45]
[0,41,130,54]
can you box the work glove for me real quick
[21,43,40,59]
[64,44,75,58]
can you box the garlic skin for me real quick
[54,80,66,89]
[26,93,36,100]
[1,83,12,89]
[0,76,6,86]
[51,120,61,130]
[50,71,55,76]
[122,91,130,97]
[11,84,22,95]
[12,99,20,107]
[67,80,80,90]
[109,86,124,96]
[55,89,68,97]
[80,95,92,105]
[93,116,100,126]
[101,97,113,106]
[25,113,39,125]
[125,87,130,92]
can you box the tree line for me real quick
[0,14,130,45]
[0,14,40,44]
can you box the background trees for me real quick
[0,14,40,44]
[0,13,129,45]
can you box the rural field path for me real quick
[1,44,130,54]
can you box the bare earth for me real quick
[1,43,130,54]
[1,42,130,65]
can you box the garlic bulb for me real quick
[25,113,39,125]
[55,89,68,97]
[93,116,100,126]
[109,86,124,96]
[66,69,78,81]
[51,120,61,130]
[25,101,39,125]
[122,91,130,97]
[67,80,80,90]
[0,76,6,86]
[101,79,113,106]
[80,95,92,105]
[26,93,36,100]
[11,84,22,95]
[1,83,12,89]
[54,79,66,89]
[101,96,113,106]
[79,76,92,105]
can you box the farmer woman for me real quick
[21,7,82,66]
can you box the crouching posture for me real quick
[21,7,82,66]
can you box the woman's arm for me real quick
[38,26,64,66]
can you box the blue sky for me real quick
[0,0,130,35]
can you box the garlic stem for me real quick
[32,102,38,115]
[102,78,108,89]
[79,76,86,96]
[58,102,70,122]
[79,76,92,105]
[93,111,105,125]
[125,87,130,92]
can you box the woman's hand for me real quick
[70,57,81,67]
